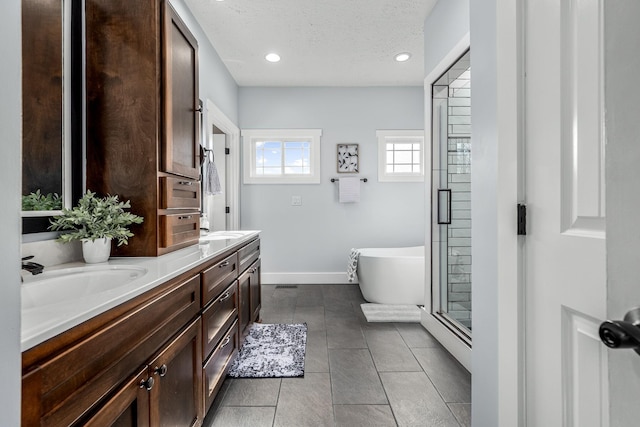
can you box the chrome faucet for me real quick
[22,256,44,275]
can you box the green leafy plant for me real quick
[49,190,144,246]
[22,190,62,211]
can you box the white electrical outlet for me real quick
[291,196,302,206]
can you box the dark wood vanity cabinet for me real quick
[83,319,203,427]
[21,273,202,426]
[85,0,200,257]
[22,238,261,426]
[238,259,262,345]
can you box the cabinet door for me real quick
[83,368,150,427]
[238,270,251,343]
[149,318,203,427]
[162,3,199,179]
[249,259,261,323]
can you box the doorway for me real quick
[431,50,472,339]
[203,99,240,231]
[203,124,227,231]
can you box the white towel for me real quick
[203,155,222,195]
[339,177,360,203]
[347,248,360,282]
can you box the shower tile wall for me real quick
[447,81,471,330]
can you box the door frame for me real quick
[423,32,472,371]
[205,99,240,230]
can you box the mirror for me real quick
[21,0,82,234]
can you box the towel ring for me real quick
[199,145,215,167]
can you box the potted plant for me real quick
[49,190,144,263]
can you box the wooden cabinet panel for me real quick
[238,238,260,274]
[160,176,201,209]
[238,270,251,344]
[149,318,203,427]
[203,320,238,413]
[162,3,199,179]
[160,212,200,248]
[23,274,200,427]
[83,368,150,427]
[202,281,238,360]
[249,260,261,323]
[201,253,238,306]
[238,258,261,346]
[85,0,161,258]
[85,0,200,256]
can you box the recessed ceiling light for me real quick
[265,53,281,63]
[394,52,412,62]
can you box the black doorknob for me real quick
[599,307,640,356]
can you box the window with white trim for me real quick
[242,129,322,184]
[377,130,425,182]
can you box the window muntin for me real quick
[243,129,321,184]
[377,130,425,182]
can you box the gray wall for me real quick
[1,0,24,422]
[424,0,470,78]
[170,0,239,124]
[425,1,502,426]
[239,87,425,278]
[470,0,499,425]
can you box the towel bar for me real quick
[330,178,367,183]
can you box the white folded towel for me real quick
[339,177,360,203]
[347,248,360,282]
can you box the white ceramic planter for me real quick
[82,237,112,264]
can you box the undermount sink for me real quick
[199,231,253,241]
[22,265,148,310]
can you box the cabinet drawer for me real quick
[27,275,201,427]
[203,320,238,413]
[202,281,238,359]
[160,176,201,209]
[160,212,200,248]
[201,252,238,306]
[238,238,260,274]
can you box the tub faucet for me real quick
[22,256,44,275]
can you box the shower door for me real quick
[432,51,472,337]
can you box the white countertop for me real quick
[21,230,260,352]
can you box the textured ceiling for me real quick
[184,0,438,87]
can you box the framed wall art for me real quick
[337,143,359,173]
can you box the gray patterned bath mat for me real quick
[227,323,307,378]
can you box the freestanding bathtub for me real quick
[356,246,425,305]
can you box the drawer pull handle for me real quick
[177,215,193,220]
[219,291,231,302]
[154,364,168,377]
[220,336,231,349]
[140,376,155,391]
[178,181,193,186]
[219,261,230,268]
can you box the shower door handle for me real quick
[437,189,452,225]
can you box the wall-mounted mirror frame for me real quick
[22,0,83,234]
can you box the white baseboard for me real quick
[421,310,472,372]
[262,272,355,285]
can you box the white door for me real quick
[525,0,607,425]
[602,2,640,426]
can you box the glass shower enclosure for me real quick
[431,50,472,337]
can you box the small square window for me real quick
[242,129,322,184]
[377,130,425,182]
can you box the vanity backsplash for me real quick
[21,239,82,268]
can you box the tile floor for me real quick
[203,284,471,427]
